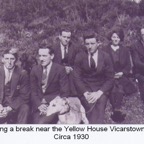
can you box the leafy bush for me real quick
[0,0,143,55]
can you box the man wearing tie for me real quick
[131,28,144,103]
[53,27,80,96]
[0,48,30,124]
[30,47,69,124]
[53,27,79,73]
[73,31,114,124]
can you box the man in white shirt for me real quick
[73,31,114,123]
[0,48,30,124]
[53,27,76,74]
[30,47,69,124]
[53,27,81,96]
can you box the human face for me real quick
[85,38,98,54]
[111,33,120,46]
[140,28,144,42]
[2,54,16,70]
[38,49,54,67]
[59,31,71,46]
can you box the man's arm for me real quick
[73,53,90,95]
[30,67,42,109]
[59,67,70,97]
[121,48,131,75]
[99,53,114,93]
[132,46,144,73]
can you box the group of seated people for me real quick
[0,26,144,124]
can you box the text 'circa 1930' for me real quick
[1,125,144,141]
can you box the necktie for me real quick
[42,68,47,93]
[90,54,96,69]
[62,46,68,65]
[64,46,67,59]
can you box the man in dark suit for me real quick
[0,48,30,124]
[53,27,80,96]
[30,47,69,124]
[131,27,144,103]
[73,32,114,124]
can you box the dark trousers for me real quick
[109,84,124,110]
[68,71,78,97]
[109,78,126,111]
[137,75,144,102]
[80,94,108,124]
[109,77,137,110]
[32,111,58,124]
[0,104,29,124]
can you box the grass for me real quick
[104,89,144,124]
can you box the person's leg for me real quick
[93,95,108,124]
[17,104,30,124]
[33,111,58,124]
[7,104,30,124]
[138,80,144,102]
[109,89,124,111]
[80,94,108,124]
[6,111,17,124]
[86,95,107,124]
[109,84,126,123]
[69,72,79,97]
[0,117,7,124]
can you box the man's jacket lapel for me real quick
[0,67,5,102]
[10,66,20,97]
[46,63,56,89]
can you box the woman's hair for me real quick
[107,28,124,41]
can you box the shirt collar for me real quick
[4,66,15,73]
[60,43,68,49]
[43,61,52,70]
[88,50,98,56]
[111,45,120,51]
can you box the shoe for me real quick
[111,111,126,123]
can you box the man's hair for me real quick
[59,26,72,35]
[140,27,144,35]
[136,27,144,41]
[2,48,18,60]
[83,31,98,42]
[38,47,54,55]
[108,28,124,41]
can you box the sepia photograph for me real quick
[0,0,144,125]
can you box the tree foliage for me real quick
[0,0,144,53]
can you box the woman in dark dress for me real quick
[104,28,137,123]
